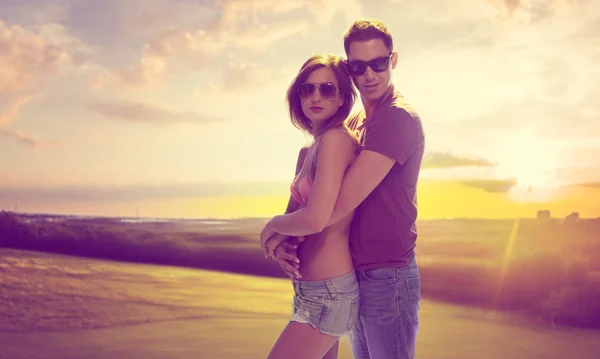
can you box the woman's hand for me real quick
[273,239,302,279]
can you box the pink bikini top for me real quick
[290,175,313,205]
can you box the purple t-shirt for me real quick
[346,86,425,271]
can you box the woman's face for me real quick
[298,66,344,129]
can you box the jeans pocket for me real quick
[405,275,421,325]
[361,268,398,283]
[296,295,326,325]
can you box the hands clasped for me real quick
[260,221,303,279]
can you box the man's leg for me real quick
[349,309,370,359]
[356,262,420,359]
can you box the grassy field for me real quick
[1,211,600,330]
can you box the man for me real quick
[262,19,425,359]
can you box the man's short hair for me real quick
[343,19,394,56]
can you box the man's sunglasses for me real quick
[297,82,338,99]
[346,53,392,76]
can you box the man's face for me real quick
[347,39,397,102]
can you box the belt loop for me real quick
[325,279,336,297]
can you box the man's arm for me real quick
[325,150,394,225]
[327,109,424,226]
[266,130,357,236]
[266,108,423,237]
[266,150,394,237]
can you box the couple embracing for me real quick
[260,19,425,359]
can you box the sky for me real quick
[0,0,599,219]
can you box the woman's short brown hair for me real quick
[286,54,356,136]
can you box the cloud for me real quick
[486,0,583,22]
[94,20,308,89]
[487,0,523,18]
[0,0,70,25]
[93,27,222,89]
[0,19,72,99]
[217,0,363,28]
[422,152,494,169]
[573,8,600,40]
[95,0,362,90]
[0,18,86,147]
[0,93,43,149]
[577,182,600,188]
[88,100,221,126]
[216,0,306,26]
[447,100,597,139]
[198,59,296,93]
[0,129,41,148]
[458,179,517,193]
[0,93,39,128]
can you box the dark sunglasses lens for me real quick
[348,56,390,75]
[298,84,315,98]
[348,62,366,75]
[320,83,337,98]
[371,57,389,72]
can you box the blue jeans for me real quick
[350,256,420,359]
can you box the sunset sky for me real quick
[1,0,599,219]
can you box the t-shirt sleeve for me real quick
[362,107,424,165]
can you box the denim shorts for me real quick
[290,270,360,336]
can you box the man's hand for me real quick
[265,232,290,258]
[259,220,276,256]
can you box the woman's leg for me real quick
[266,321,339,359]
[321,340,339,359]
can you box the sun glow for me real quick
[493,128,562,202]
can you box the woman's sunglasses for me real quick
[346,53,392,76]
[297,82,338,99]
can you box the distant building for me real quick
[565,212,580,225]
[537,210,551,221]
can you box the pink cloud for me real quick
[93,26,226,89]
[0,20,71,100]
[0,129,41,148]
[96,0,362,90]
[88,99,221,126]
[0,19,81,148]
[0,92,39,128]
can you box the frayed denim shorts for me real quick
[290,270,359,336]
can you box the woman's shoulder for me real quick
[321,125,359,144]
[317,126,360,160]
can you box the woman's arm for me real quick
[267,146,309,275]
[265,130,357,237]
[272,146,307,248]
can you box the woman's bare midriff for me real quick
[296,214,355,281]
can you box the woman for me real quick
[261,53,360,359]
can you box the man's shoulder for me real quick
[370,100,422,130]
[386,94,420,121]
